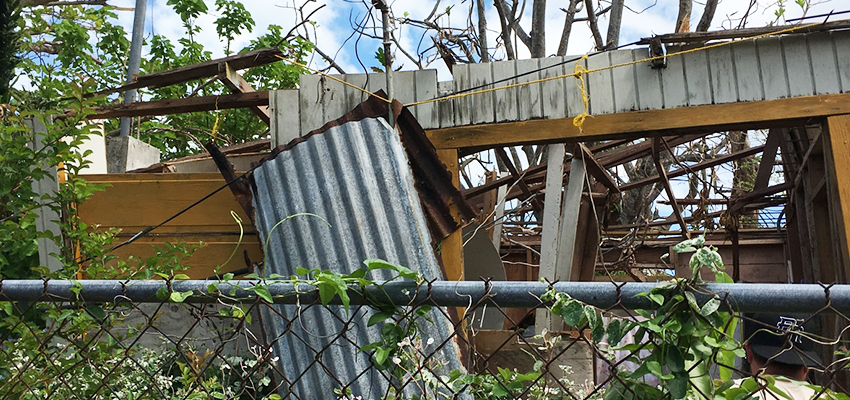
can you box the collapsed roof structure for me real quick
[75,21,850,391]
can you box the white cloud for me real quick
[105,0,839,85]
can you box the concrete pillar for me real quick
[106,136,161,173]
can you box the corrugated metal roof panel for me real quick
[251,116,466,399]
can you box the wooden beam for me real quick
[636,20,850,45]
[596,133,711,168]
[620,144,765,191]
[92,47,284,97]
[87,91,269,119]
[792,128,824,189]
[555,155,587,280]
[659,198,785,205]
[463,133,708,201]
[494,147,541,210]
[436,149,464,282]
[652,137,689,239]
[578,143,619,193]
[220,62,270,125]
[753,129,782,190]
[536,143,568,333]
[463,162,548,199]
[824,115,850,281]
[730,182,795,213]
[426,92,850,150]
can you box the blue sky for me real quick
[109,0,840,81]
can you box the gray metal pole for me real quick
[378,2,394,127]
[119,0,148,137]
[1,280,849,314]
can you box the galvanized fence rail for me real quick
[1,279,849,399]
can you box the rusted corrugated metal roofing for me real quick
[259,92,475,245]
[250,97,470,399]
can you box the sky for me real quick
[107,0,843,81]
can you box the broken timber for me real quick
[87,92,269,119]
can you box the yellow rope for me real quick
[572,55,590,132]
[271,20,836,111]
[274,54,391,104]
[210,96,223,142]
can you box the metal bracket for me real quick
[649,37,667,69]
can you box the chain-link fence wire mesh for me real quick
[1,279,849,400]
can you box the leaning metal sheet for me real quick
[252,117,465,400]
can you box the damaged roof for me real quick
[248,96,472,398]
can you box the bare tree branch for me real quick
[309,41,348,74]
[510,0,531,48]
[696,0,718,32]
[605,0,625,49]
[279,4,326,46]
[675,0,692,33]
[494,0,516,60]
[27,42,104,66]
[531,0,546,57]
[584,0,605,50]
[476,0,489,62]
[557,0,580,56]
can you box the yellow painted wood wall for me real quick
[78,173,263,279]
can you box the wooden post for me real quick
[493,180,507,252]
[436,148,464,282]
[824,115,850,282]
[555,152,587,284]
[536,143,567,333]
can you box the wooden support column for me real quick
[536,143,567,333]
[824,115,850,282]
[492,183,507,251]
[436,148,464,282]
[555,152,587,282]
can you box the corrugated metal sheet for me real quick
[251,115,466,399]
[270,30,850,143]
[262,93,474,243]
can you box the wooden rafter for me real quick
[85,92,269,119]
[596,133,711,168]
[91,47,284,97]
[607,198,785,230]
[753,129,782,191]
[578,143,619,193]
[620,144,765,191]
[494,148,542,211]
[463,133,710,201]
[652,137,690,239]
[219,62,270,125]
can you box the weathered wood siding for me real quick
[270,31,850,146]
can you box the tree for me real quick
[0,0,19,103]
[10,0,315,159]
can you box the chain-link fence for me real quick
[1,279,849,399]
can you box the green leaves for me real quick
[364,259,420,281]
[167,0,208,23]
[169,290,193,303]
[214,0,255,54]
